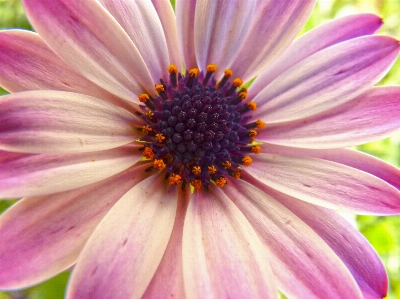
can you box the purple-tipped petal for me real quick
[151,0,182,68]
[0,145,143,198]
[249,13,383,98]
[0,91,138,154]
[66,174,177,299]
[0,30,133,110]
[224,180,364,299]
[176,0,197,70]
[230,0,316,82]
[250,153,400,214]
[260,144,400,191]
[0,163,152,290]
[21,0,154,100]
[252,36,400,123]
[142,188,189,299]
[194,0,255,76]
[182,188,276,299]
[98,0,170,83]
[257,86,400,148]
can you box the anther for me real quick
[187,68,199,88]
[192,166,201,175]
[237,102,257,114]
[222,160,232,169]
[155,84,168,101]
[169,173,182,185]
[191,179,202,190]
[138,93,155,111]
[208,165,217,174]
[155,133,166,143]
[154,159,166,170]
[168,64,178,88]
[141,125,153,135]
[245,119,266,129]
[231,170,241,179]
[203,64,217,86]
[226,77,243,96]
[216,177,227,187]
[251,145,261,154]
[248,130,257,138]
[143,147,155,159]
[242,156,253,166]
[217,69,233,89]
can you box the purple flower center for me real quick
[136,65,264,190]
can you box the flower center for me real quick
[136,64,265,190]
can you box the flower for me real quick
[1,0,400,298]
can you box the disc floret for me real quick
[136,64,263,190]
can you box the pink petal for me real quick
[268,187,388,299]
[249,153,400,214]
[0,145,143,198]
[98,0,170,83]
[260,144,400,191]
[252,36,400,123]
[0,162,152,290]
[66,174,177,299]
[249,13,383,99]
[21,0,154,100]
[0,30,133,111]
[224,180,364,299]
[230,0,316,82]
[151,0,182,68]
[175,0,198,70]
[0,91,138,154]
[142,188,189,299]
[257,86,400,148]
[194,0,255,76]
[182,188,276,299]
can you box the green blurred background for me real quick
[1,0,400,298]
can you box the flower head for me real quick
[0,0,400,298]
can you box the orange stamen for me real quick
[232,78,243,87]
[155,84,165,93]
[251,145,262,154]
[248,129,257,137]
[242,156,253,167]
[192,166,201,175]
[191,179,202,190]
[224,69,233,78]
[143,147,155,159]
[247,102,257,110]
[206,64,217,73]
[231,170,241,179]
[222,161,232,169]
[189,68,199,77]
[168,64,178,74]
[216,177,227,187]
[256,119,266,129]
[138,94,150,103]
[155,133,166,143]
[208,165,217,174]
[154,159,166,169]
[169,173,182,185]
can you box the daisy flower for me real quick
[1,0,400,298]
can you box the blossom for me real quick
[1,0,400,298]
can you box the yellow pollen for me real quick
[141,125,153,134]
[242,156,253,167]
[155,133,166,143]
[153,159,166,169]
[256,119,266,129]
[248,129,257,137]
[251,145,262,154]
[238,91,247,100]
[216,177,227,187]
[146,110,154,118]
[169,173,182,185]
[168,64,178,74]
[248,102,257,110]
[192,166,201,175]
[224,69,233,78]
[232,78,243,87]
[208,165,217,174]
[143,147,155,159]
[138,93,150,103]
[189,68,199,77]
[206,64,217,73]
[231,170,241,179]
[155,84,165,93]
[191,179,202,190]
[222,160,232,169]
